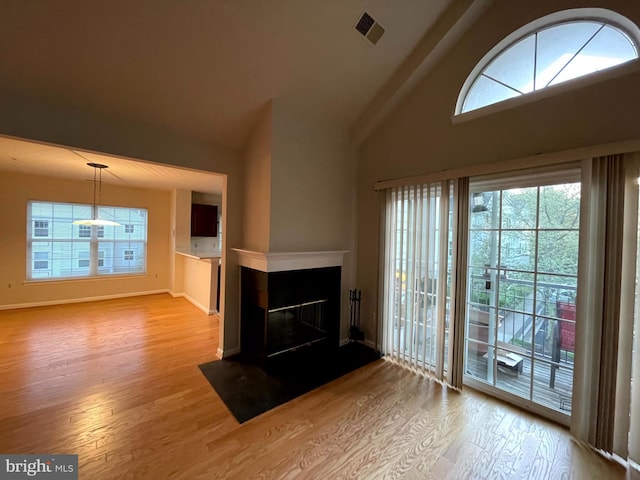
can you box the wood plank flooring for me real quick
[0,294,636,479]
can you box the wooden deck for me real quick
[466,350,574,413]
[391,324,574,413]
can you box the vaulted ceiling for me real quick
[0,0,488,191]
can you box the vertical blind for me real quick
[381,181,455,384]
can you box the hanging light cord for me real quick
[85,162,109,218]
[97,165,103,218]
[99,167,102,205]
[70,153,120,226]
[93,165,98,218]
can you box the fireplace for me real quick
[233,249,346,366]
[267,298,329,355]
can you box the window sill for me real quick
[23,274,149,286]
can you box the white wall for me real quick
[182,256,218,314]
[270,104,359,342]
[242,101,273,253]
[170,189,192,295]
[356,0,640,341]
[175,189,192,253]
[271,105,358,254]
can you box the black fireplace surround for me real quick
[240,266,341,365]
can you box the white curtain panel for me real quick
[572,156,608,447]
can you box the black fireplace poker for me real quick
[349,289,364,342]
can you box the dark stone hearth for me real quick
[198,342,380,423]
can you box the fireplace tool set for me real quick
[349,289,364,342]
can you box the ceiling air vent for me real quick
[355,11,385,45]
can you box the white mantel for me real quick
[232,248,348,272]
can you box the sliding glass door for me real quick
[380,156,640,450]
[464,169,580,417]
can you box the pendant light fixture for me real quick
[72,162,121,226]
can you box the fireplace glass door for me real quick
[267,299,328,357]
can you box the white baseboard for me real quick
[339,337,350,346]
[181,293,217,315]
[0,289,170,311]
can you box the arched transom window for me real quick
[456,9,640,115]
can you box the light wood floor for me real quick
[0,294,636,479]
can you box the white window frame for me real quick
[463,166,581,425]
[27,201,148,280]
[454,8,640,122]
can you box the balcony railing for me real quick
[392,272,576,412]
